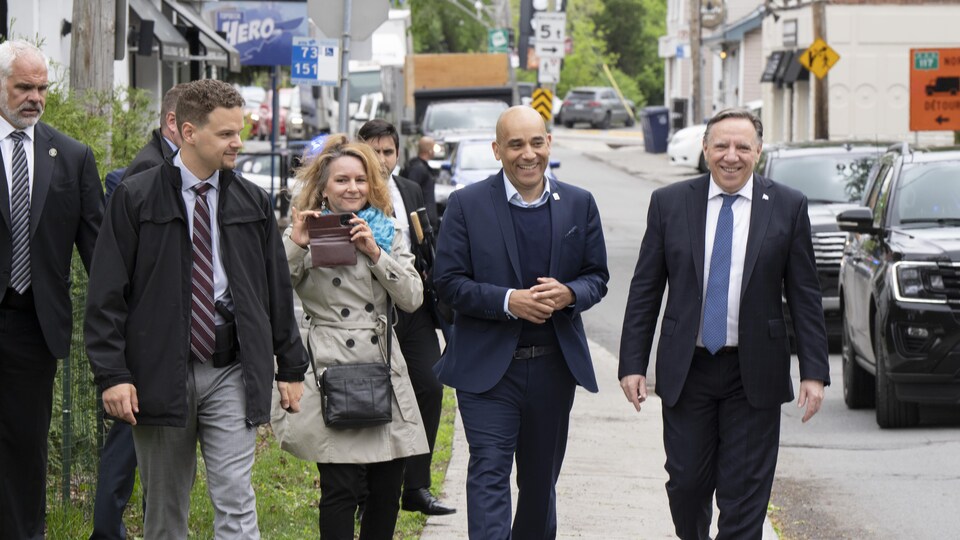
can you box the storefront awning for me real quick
[782,49,809,84]
[162,0,241,72]
[761,51,786,83]
[128,0,191,63]
[703,6,765,45]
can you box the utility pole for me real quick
[689,0,702,124]
[69,0,116,102]
[812,0,828,139]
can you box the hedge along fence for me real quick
[41,80,154,511]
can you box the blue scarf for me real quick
[324,206,395,255]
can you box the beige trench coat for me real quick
[271,222,429,463]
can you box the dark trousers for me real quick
[394,306,443,492]
[662,348,782,540]
[318,459,405,540]
[90,421,138,540]
[457,350,576,540]
[0,301,57,540]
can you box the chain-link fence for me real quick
[46,253,105,515]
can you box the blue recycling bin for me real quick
[640,106,670,154]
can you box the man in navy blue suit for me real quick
[434,105,609,539]
[618,108,829,539]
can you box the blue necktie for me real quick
[702,194,738,354]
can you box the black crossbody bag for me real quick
[310,300,393,429]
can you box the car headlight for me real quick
[433,143,446,159]
[249,113,260,122]
[892,261,949,304]
[291,116,303,125]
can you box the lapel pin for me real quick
[49,148,58,157]
[762,193,769,201]
[553,192,560,201]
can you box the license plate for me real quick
[575,104,584,109]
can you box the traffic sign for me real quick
[910,48,960,131]
[532,88,553,123]
[538,57,561,84]
[533,12,566,58]
[309,0,389,41]
[488,28,509,53]
[291,37,339,86]
[798,38,840,79]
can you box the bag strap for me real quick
[308,298,394,390]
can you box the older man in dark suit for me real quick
[618,107,829,539]
[434,106,609,539]
[0,40,103,539]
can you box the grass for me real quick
[46,387,457,539]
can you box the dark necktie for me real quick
[190,183,215,363]
[9,131,31,294]
[701,194,738,354]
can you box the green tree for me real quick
[591,0,666,105]
[410,0,488,53]
[555,0,642,105]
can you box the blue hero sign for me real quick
[204,1,308,66]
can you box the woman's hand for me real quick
[290,207,322,248]
[348,215,381,263]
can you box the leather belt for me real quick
[513,345,560,360]
[695,346,739,356]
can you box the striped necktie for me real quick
[9,131,31,294]
[190,182,215,363]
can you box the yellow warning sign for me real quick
[798,38,840,79]
[532,88,553,123]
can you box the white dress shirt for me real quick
[175,153,232,324]
[1,117,36,211]
[698,175,753,348]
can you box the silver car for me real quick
[560,86,635,129]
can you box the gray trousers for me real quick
[132,360,259,540]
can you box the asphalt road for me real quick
[551,126,960,540]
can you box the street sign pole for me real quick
[338,0,352,134]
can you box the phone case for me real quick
[306,214,358,268]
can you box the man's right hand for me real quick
[508,289,556,324]
[102,383,139,425]
[619,374,648,412]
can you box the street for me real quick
[550,127,960,539]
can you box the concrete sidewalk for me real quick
[421,339,778,539]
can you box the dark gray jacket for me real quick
[85,161,308,427]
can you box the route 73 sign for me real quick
[533,12,566,59]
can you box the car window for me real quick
[892,160,960,226]
[568,91,595,101]
[767,154,877,203]
[866,162,891,210]
[872,164,896,227]
[423,102,506,132]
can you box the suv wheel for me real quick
[874,321,919,428]
[841,310,874,409]
[564,120,575,129]
[595,112,611,130]
[625,115,635,127]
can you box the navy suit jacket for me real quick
[618,174,830,409]
[0,122,103,357]
[433,171,609,394]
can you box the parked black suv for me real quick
[837,145,960,428]
[756,142,884,341]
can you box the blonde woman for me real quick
[272,134,428,539]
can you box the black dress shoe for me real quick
[401,487,457,515]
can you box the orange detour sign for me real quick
[911,48,960,131]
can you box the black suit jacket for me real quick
[401,157,437,230]
[122,128,177,181]
[619,174,830,409]
[392,174,427,247]
[0,122,103,357]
